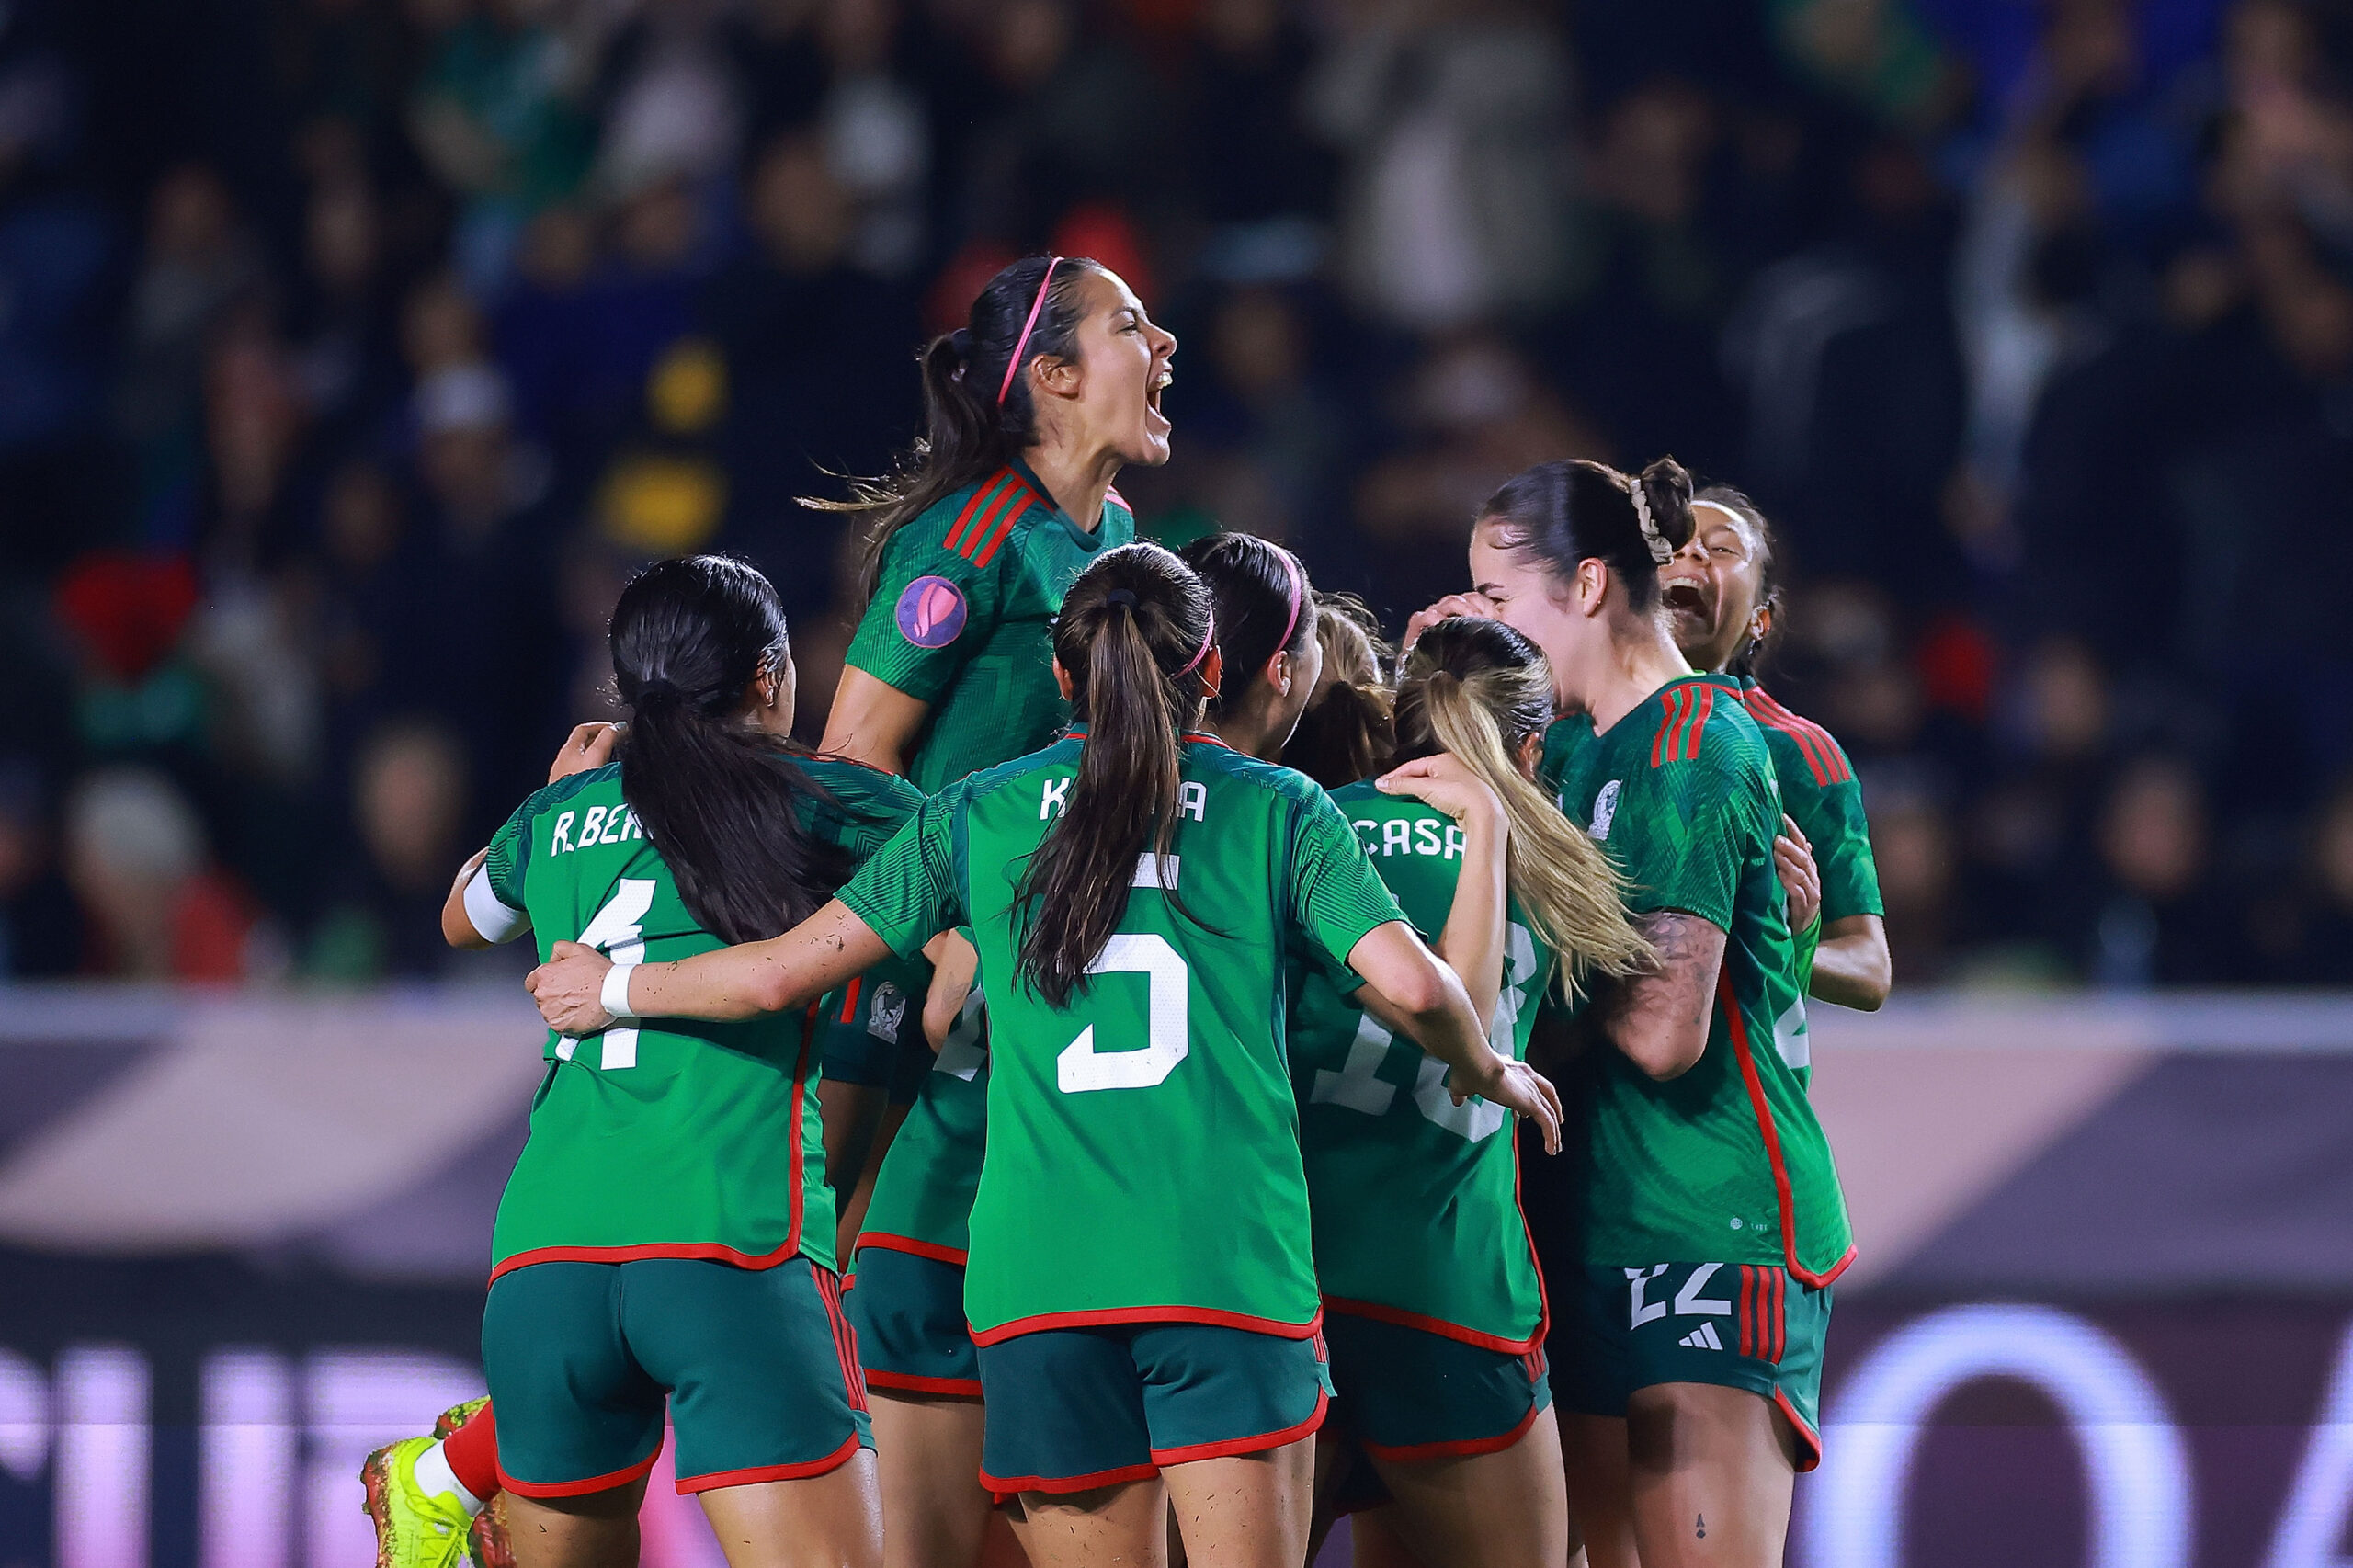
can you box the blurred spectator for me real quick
[310,718,468,980]
[0,761,81,977]
[812,0,930,276]
[1871,782,1961,982]
[2078,755,2236,986]
[1309,2,1574,330]
[64,766,271,982]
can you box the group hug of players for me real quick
[361,255,1888,1568]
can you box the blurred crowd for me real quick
[0,0,2348,989]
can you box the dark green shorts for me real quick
[817,1003,931,1107]
[483,1256,873,1495]
[1324,1312,1552,1462]
[846,1244,979,1396]
[976,1323,1331,1494]
[1552,1261,1829,1471]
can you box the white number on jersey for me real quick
[1308,922,1534,1143]
[1057,934,1188,1093]
[567,879,654,1070]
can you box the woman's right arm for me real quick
[529,901,899,1030]
[1347,921,1563,1153]
[820,666,934,776]
[1596,911,1725,1080]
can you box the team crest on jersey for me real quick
[868,982,906,1043]
[1589,779,1622,840]
[895,575,967,648]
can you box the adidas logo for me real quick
[1677,1323,1725,1351]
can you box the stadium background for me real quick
[0,0,2348,1561]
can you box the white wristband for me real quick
[600,961,640,1024]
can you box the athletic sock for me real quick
[411,1441,483,1516]
[438,1403,502,1509]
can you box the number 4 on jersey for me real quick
[567,879,654,1070]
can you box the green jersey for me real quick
[845,461,1134,793]
[1290,783,1553,1351]
[1737,678,1881,928]
[480,756,927,1279]
[1548,675,1853,1285]
[839,733,1408,1343]
[857,973,989,1263]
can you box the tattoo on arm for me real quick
[1603,912,1716,1038]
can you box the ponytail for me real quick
[1014,542,1215,1006]
[804,255,1107,604]
[610,557,853,946]
[1480,456,1697,613]
[1283,590,1393,790]
[1395,619,1651,1001]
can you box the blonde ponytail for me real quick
[1398,622,1652,1001]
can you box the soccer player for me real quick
[1292,617,1650,1568]
[1284,591,1397,790]
[523,542,1563,1568]
[1176,532,1323,760]
[1659,487,1889,1010]
[1416,458,1853,1568]
[364,557,914,1568]
[810,252,1175,1567]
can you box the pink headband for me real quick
[1274,548,1303,659]
[1176,613,1216,677]
[997,257,1063,406]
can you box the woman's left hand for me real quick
[528,941,617,1034]
[1377,752,1504,830]
[1773,814,1822,932]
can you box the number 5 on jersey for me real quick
[1058,933,1188,1093]
[567,879,654,1070]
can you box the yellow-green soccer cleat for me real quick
[359,1435,472,1568]
[427,1399,514,1568]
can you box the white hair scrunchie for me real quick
[1629,481,1673,563]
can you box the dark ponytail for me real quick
[1283,591,1393,789]
[1479,457,1697,612]
[1014,541,1214,1006]
[610,556,852,945]
[1692,483,1781,676]
[807,255,1108,603]
[1176,532,1317,720]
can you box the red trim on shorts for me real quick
[675,1432,866,1494]
[487,1239,801,1283]
[499,1442,663,1499]
[1358,1398,1540,1464]
[1718,970,1855,1290]
[1150,1386,1328,1467]
[1772,1386,1822,1472]
[980,1460,1161,1496]
[969,1305,1322,1347]
[854,1232,970,1267]
[1321,1296,1542,1356]
[864,1369,984,1398]
[816,1268,871,1414]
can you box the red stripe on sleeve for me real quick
[944,472,1010,553]
[971,495,1033,567]
[957,477,1027,561]
[838,975,862,1024]
[1651,687,1685,768]
[1680,685,1715,760]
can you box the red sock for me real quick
[442,1402,502,1502]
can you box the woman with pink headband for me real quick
[799,253,1176,1568]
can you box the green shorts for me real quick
[846,1244,980,1396]
[976,1322,1331,1494]
[1553,1262,1828,1471]
[1324,1311,1552,1462]
[483,1256,873,1495]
